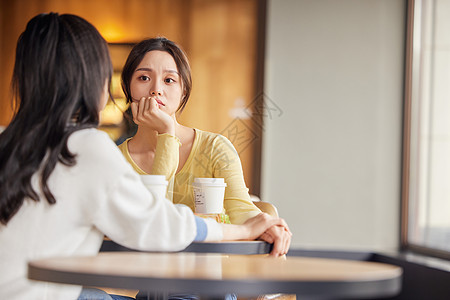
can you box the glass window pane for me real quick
[408,0,450,254]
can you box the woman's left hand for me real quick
[130,96,175,135]
[222,213,290,252]
[258,225,292,257]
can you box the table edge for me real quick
[100,240,273,255]
[27,260,402,298]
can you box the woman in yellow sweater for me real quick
[118,37,290,253]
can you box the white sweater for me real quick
[0,128,222,300]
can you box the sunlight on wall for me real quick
[97,22,128,43]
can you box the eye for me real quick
[138,75,150,81]
[165,78,175,84]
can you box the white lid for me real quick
[140,175,168,185]
[193,177,227,187]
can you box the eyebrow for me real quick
[135,67,179,75]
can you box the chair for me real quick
[252,200,279,218]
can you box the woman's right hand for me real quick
[130,96,175,135]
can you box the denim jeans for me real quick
[78,288,136,300]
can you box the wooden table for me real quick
[28,252,402,299]
[100,239,273,298]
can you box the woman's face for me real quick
[130,50,183,116]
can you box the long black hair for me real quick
[0,13,112,225]
[121,37,192,113]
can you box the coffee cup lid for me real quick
[140,175,168,185]
[193,177,227,187]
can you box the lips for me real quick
[155,99,165,106]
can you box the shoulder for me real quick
[194,129,238,162]
[68,128,115,151]
[67,128,128,168]
[195,129,235,149]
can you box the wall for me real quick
[262,0,406,251]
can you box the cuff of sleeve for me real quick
[157,133,182,146]
[194,217,223,242]
[194,216,207,241]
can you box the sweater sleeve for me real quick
[211,135,261,224]
[117,134,181,179]
[151,133,181,180]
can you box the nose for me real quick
[150,81,163,96]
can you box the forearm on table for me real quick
[225,199,262,224]
[221,223,250,241]
[194,217,249,241]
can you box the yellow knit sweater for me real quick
[118,128,261,224]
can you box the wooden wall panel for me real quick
[0,0,189,125]
[0,0,261,194]
[180,0,259,191]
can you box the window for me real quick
[403,0,450,260]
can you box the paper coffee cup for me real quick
[193,178,227,214]
[141,175,168,200]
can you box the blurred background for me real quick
[1,0,449,257]
[0,0,265,196]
